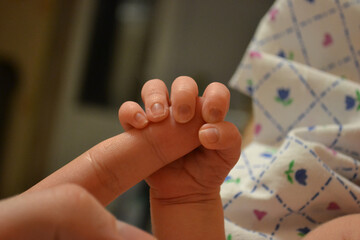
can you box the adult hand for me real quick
[0,184,155,240]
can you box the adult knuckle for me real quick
[59,184,91,206]
[48,184,93,218]
[85,150,122,196]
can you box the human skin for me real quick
[119,77,242,239]
[1,76,358,239]
[0,77,241,239]
[0,184,154,240]
[303,214,360,240]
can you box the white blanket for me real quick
[221,0,360,239]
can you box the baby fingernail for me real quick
[209,108,222,122]
[200,127,219,143]
[151,103,165,118]
[176,104,192,123]
[134,112,148,126]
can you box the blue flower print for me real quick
[224,175,240,184]
[297,227,310,237]
[277,49,294,60]
[295,169,307,186]
[260,152,273,158]
[308,125,315,131]
[246,79,253,95]
[277,50,286,58]
[279,89,289,99]
[345,96,355,110]
[345,90,360,111]
[285,160,307,186]
[275,88,293,106]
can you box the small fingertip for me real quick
[118,101,147,131]
[202,106,224,123]
[170,76,198,123]
[149,102,168,120]
[134,112,148,128]
[151,103,165,117]
[175,104,193,123]
[208,108,223,123]
[199,127,220,144]
[201,82,230,123]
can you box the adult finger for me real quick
[141,79,169,122]
[170,76,198,123]
[199,121,242,168]
[0,184,155,240]
[27,102,205,206]
[201,82,230,123]
[117,220,155,240]
[118,101,148,131]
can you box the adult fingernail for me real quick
[151,103,165,118]
[199,127,219,143]
[134,112,148,126]
[176,104,192,123]
[209,108,222,122]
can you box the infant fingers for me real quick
[202,82,230,123]
[118,101,148,131]
[199,122,242,167]
[170,76,198,123]
[141,79,169,122]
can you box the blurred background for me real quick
[0,0,273,232]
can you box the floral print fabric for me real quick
[221,0,360,239]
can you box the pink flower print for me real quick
[253,209,267,221]
[249,51,262,59]
[327,147,337,156]
[269,8,279,21]
[322,33,333,47]
[254,123,262,136]
[327,202,340,210]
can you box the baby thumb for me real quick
[199,121,242,168]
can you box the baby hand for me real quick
[119,77,241,239]
[118,76,242,201]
